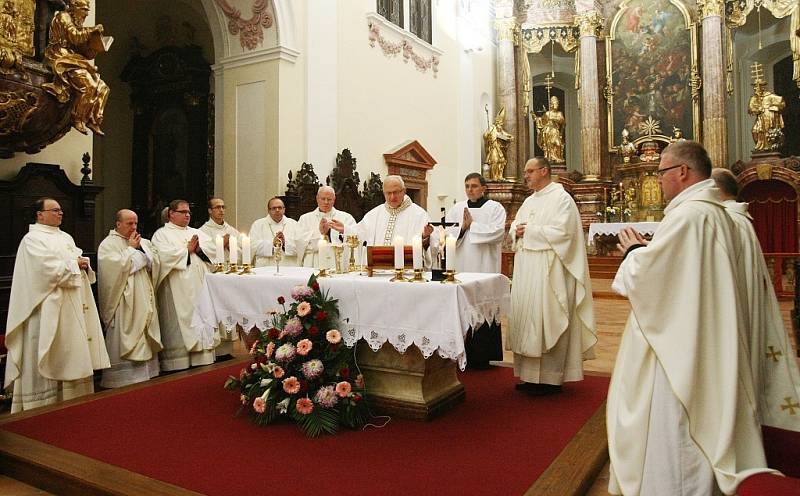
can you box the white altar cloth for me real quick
[191,266,511,370]
[587,222,660,245]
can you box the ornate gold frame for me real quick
[605,0,701,151]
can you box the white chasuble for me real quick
[5,224,110,412]
[152,222,219,371]
[506,182,596,385]
[250,216,300,267]
[356,196,430,247]
[296,208,356,269]
[98,230,162,388]
[724,200,800,432]
[441,199,506,273]
[607,180,774,495]
[200,220,240,264]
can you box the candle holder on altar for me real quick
[410,268,426,283]
[332,245,345,274]
[440,270,461,284]
[273,235,284,275]
[346,235,359,272]
[212,263,225,273]
[226,263,240,274]
[317,267,330,278]
[238,263,254,275]
[390,268,409,282]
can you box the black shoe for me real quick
[516,382,562,395]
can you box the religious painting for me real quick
[606,0,699,149]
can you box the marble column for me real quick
[495,18,518,180]
[575,10,604,180]
[700,0,728,168]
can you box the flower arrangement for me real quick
[224,274,369,437]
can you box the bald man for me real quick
[296,186,356,269]
[98,209,162,387]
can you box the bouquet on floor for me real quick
[224,274,369,437]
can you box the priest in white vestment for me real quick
[98,209,162,388]
[4,198,110,413]
[608,141,774,496]
[712,168,800,433]
[507,158,595,394]
[296,186,356,269]
[199,197,239,356]
[250,197,300,267]
[334,176,433,264]
[152,199,219,371]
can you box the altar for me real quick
[192,266,511,420]
[588,222,660,255]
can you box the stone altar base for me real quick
[356,341,465,421]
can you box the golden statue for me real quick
[618,128,637,163]
[42,0,111,135]
[533,95,565,164]
[748,76,785,151]
[483,107,514,181]
[670,126,684,142]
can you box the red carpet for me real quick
[2,365,609,496]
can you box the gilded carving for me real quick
[748,63,786,151]
[532,95,566,164]
[494,18,517,43]
[520,25,580,53]
[698,0,724,18]
[0,0,34,74]
[575,10,604,38]
[641,174,662,208]
[214,0,274,51]
[484,107,514,181]
[0,90,37,135]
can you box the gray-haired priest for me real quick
[152,199,219,371]
[4,197,109,412]
[98,209,163,388]
[297,185,356,269]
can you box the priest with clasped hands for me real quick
[151,199,219,371]
[250,197,300,267]
[4,197,110,413]
[98,209,162,388]
[297,186,356,269]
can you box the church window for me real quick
[410,0,432,44]
[378,0,403,28]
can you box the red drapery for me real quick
[741,179,798,253]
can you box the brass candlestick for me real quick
[440,270,461,284]
[239,263,254,275]
[317,267,330,278]
[346,235,359,272]
[226,263,240,274]
[212,263,225,273]
[390,268,409,282]
[410,268,426,283]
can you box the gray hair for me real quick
[384,175,405,190]
[662,140,712,178]
[711,168,739,198]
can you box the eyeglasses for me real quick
[210,205,225,210]
[40,208,63,213]
[174,210,191,214]
[656,163,685,177]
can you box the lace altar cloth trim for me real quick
[588,222,660,245]
[191,267,511,371]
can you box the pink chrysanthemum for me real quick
[284,317,303,337]
[296,397,314,415]
[326,329,342,344]
[302,359,324,380]
[282,376,300,394]
[253,397,266,413]
[265,342,275,359]
[315,385,339,408]
[291,285,314,301]
[297,301,312,317]
[335,381,352,397]
[273,366,285,379]
[275,343,296,363]
[296,339,313,356]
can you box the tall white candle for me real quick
[215,235,224,265]
[411,235,422,270]
[241,234,251,265]
[229,235,238,266]
[446,235,456,271]
[317,239,328,268]
[393,236,405,270]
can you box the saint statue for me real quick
[533,95,566,164]
[748,78,785,151]
[670,126,684,142]
[42,0,110,135]
[483,107,514,181]
[618,128,637,163]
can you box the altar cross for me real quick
[781,396,800,415]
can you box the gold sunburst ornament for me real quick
[638,116,662,137]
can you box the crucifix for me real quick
[429,207,459,278]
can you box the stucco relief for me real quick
[367,18,440,77]
[213,0,273,51]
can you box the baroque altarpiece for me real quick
[488,0,799,263]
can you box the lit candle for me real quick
[229,235,238,266]
[412,235,423,270]
[446,235,456,271]
[215,235,224,265]
[241,234,251,265]
[317,239,328,268]
[393,236,405,270]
